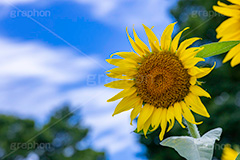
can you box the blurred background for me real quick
[0,0,239,159]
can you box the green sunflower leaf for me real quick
[236,154,240,160]
[196,41,240,58]
[160,128,222,160]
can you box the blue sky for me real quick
[0,0,177,159]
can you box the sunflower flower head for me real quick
[105,22,215,140]
[213,0,240,67]
[222,144,239,160]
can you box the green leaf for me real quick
[236,154,240,160]
[196,41,240,58]
[160,128,222,160]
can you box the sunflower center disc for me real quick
[135,52,191,108]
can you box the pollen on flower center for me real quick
[135,51,191,108]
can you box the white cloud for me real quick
[0,38,98,85]
[74,0,174,28]
[75,0,122,17]
[0,37,104,118]
[0,0,174,30]
[0,0,36,5]
[0,37,144,159]
[60,86,143,155]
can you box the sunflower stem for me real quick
[185,119,201,138]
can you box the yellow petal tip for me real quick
[212,5,218,11]
[142,24,148,28]
[222,59,228,64]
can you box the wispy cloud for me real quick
[0,37,102,115]
[0,38,98,85]
[0,37,143,158]
[74,0,174,27]
[0,0,174,29]
[0,0,36,5]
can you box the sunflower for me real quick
[213,0,240,67]
[105,22,214,140]
[222,145,239,160]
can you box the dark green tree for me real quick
[139,0,240,159]
[0,106,105,160]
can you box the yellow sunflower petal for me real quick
[190,76,197,85]
[180,101,202,125]
[150,107,163,132]
[228,0,240,5]
[213,5,240,17]
[218,1,240,9]
[137,104,155,132]
[195,63,216,78]
[106,73,131,80]
[188,66,204,76]
[104,80,135,89]
[190,85,211,98]
[182,57,205,68]
[180,47,204,61]
[130,100,143,125]
[112,93,140,116]
[221,145,239,160]
[143,113,153,137]
[106,59,138,68]
[151,108,162,128]
[107,87,137,102]
[231,52,240,67]
[167,106,175,132]
[177,38,201,56]
[126,28,145,56]
[216,18,239,39]
[106,59,122,65]
[184,93,210,118]
[110,52,142,62]
[173,102,185,128]
[171,27,189,53]
[161,22,177,51]
[219,29,240,41]
[217,1,228,7]
[107,66,136,73]
[143,24,160,52]
[159,109,167,141]
[133,27,150,53]
[223,43,240,63]
[217,21,239,39]
[107,67,137,77]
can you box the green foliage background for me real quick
[139,0,240,159]
[0,106,105,160]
